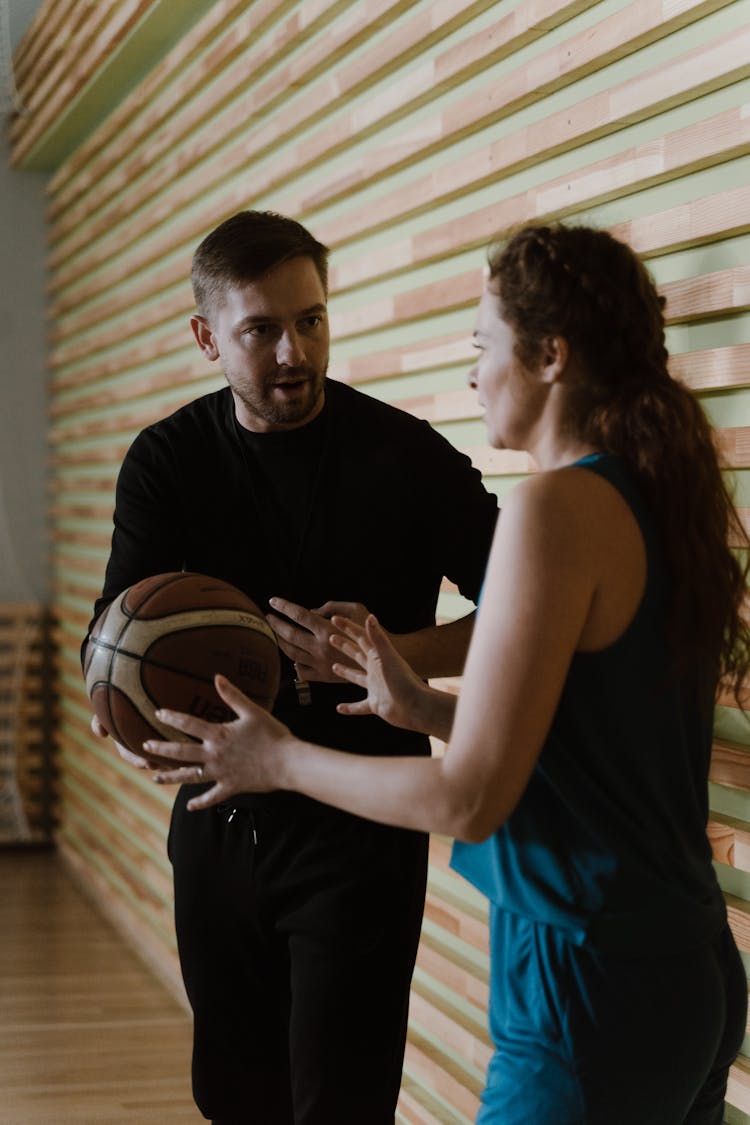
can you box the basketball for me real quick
[84,572,281,767]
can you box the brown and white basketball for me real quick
[84,572,280,767]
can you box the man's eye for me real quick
[246,324,272,336]
[300,315,323,330]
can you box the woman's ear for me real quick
[540,335,569,384]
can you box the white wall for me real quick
[0,0,47,600]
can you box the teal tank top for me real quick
[451,453,726,954]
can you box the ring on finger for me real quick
[196,765,204,780]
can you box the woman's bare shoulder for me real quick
[498,463,639,566]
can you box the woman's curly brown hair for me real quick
[488,222,750,699]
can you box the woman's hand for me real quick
[146,675,292,811]
[329,614,434,732]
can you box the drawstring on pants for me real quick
[220,804,258,845]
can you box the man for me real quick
[86,210,498,1124]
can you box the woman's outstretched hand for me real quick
[146,674,291,811]
[329,613,432,732]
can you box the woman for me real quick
[150,223,749,1124]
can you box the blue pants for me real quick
[477,910,746,1125]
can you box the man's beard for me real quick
[232,365,327,428]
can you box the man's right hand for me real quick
[90,714,152,769]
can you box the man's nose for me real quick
[277,329,305,367]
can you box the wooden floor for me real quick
[1,846,197,1124]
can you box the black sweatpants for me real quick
[168,785,429,1124]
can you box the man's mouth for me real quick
[272,372,312,389]
[273,378,308,390]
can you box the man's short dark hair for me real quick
[191,210,329,317]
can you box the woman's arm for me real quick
[265,596,478,684]
[150,472,603,839]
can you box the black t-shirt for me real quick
[89,378,499,758]
[233,402,329,581]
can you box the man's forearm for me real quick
[390,612,476,680]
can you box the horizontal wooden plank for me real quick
[47,0,735,305]
[10,0,158,165]
[612,182,750,263]
[708,813,750,872]
[50,502,114,522]
[50,364,214,418]
[726,893,750,953]
[409,974,491,1070]
[398,1070,473,1125]
[55,718,172,825]
[710,738,750,792]
[717,678,750,710]
[48,0,431,240]
[50,289,191,365]
[11,0,71,89]
[462,446,537,476]
[61,781,172,904]
[301,20,749,247]
[715,426,750,469]
[51,328,189,391]
[51,528,114,550]
[49,239,750,391]
[327,103,750,298]
[404,1022,483,1119]
[49,395,196,444]
[671,342,750,392]
[728,1053,750,1115]
[417,924,489,1011]
[46,0,270,203]
[41,340,750,439]
[49,444,132,469]
[46,0,481,281]
[45,0,589,277]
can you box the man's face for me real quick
[191,255,329,432]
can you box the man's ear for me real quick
[191,315,220,361]
[540,335,569,384]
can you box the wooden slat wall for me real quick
[10,0,750,1120]
[0,604,54,843]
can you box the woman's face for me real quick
[469,286,546,451]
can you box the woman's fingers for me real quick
[331,662,367,688]
[214,673,256,712]
[364,614,395,659]
[365,613,385,643]
[336,698,373,716]
[144,738,204,765]
[330,615,367,644]
[329,632,368,668]
[152,764,203,784]
[155,707,216,740]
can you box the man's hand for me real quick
[267,598,370,682]
[90,714,152,769]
